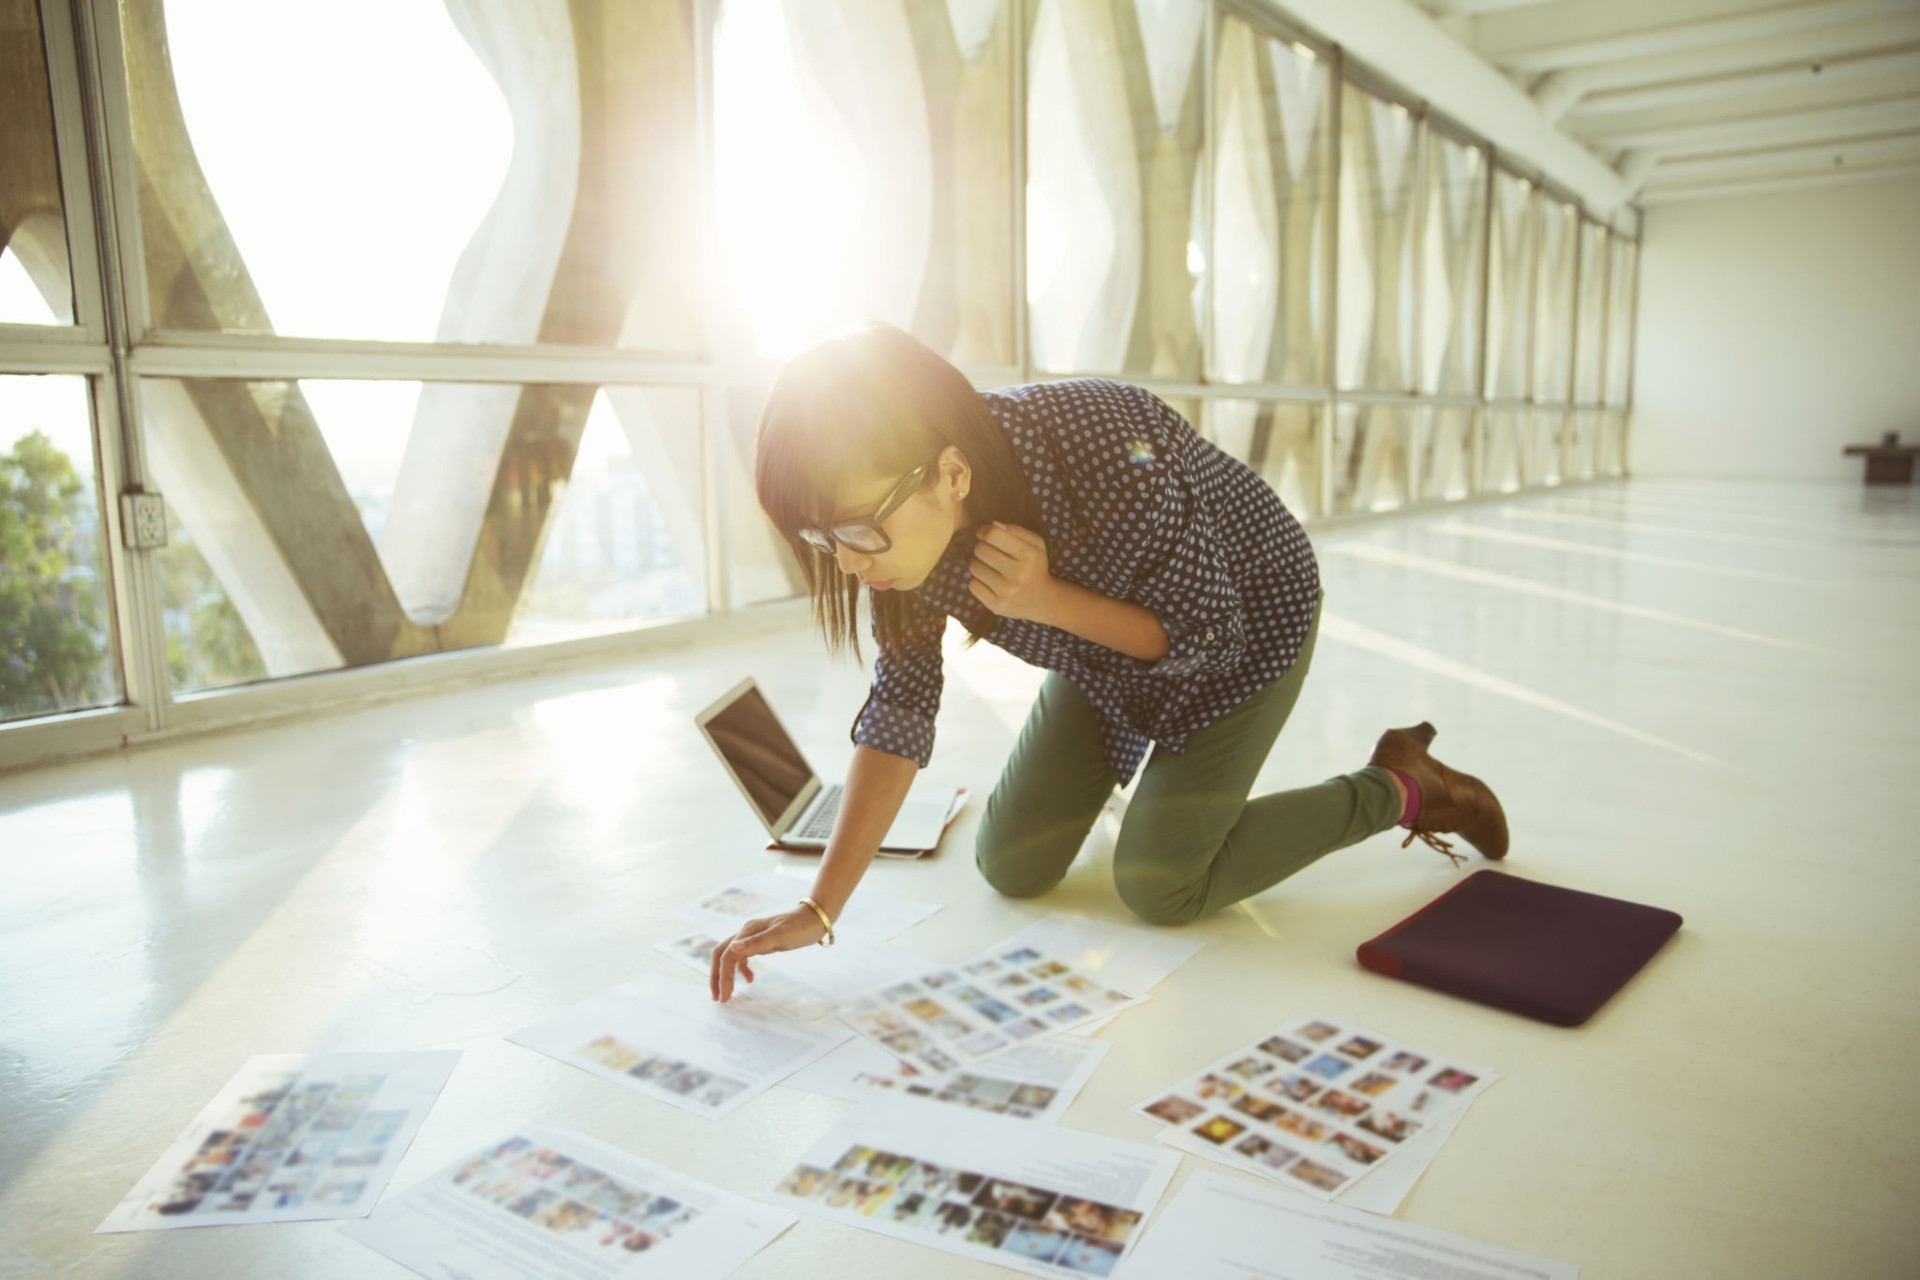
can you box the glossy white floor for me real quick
[3,477,1916,1279]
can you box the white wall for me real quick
[1630,172,1920,480]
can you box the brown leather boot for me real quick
[1369,721,1510,865]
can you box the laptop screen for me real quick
[701,684,815,828]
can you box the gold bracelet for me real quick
[798,897,836,947]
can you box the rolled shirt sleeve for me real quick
[1146,607,1249,681]
[850,592,946,766]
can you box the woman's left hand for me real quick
[970,523,1060,624]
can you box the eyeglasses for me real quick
[796,464,928,556]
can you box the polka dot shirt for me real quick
[853,378,1321,784]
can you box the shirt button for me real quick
[1203,629,1215,643]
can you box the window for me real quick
[1205,399,1320,518]
[2,0,1647,751]
[1209,22,1331,388]
[139,378,706,694]
[1027,0,1205,377]
[1573,221,1610,406]
[1532,198,1578,406]
[125,0,704,351]
[715,0,1015,364]
[1331,403,1410,513]
[1335,87,1418,393]
[1418,133,1487,398]
[1485,170,1536,402]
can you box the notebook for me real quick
[1356,871,1682,1027]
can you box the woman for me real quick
[709,323,1505,1001]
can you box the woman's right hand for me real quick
[708,907,827,1002]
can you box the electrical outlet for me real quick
[121,492,169,550]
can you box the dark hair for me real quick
[755,322,1039,658]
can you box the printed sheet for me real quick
[784,1032,1112,1123]
[342,1124,793,1280]
[1123,1170,1577,1279]
[991,912,1201,1028]
[508,972,849,1118]
[834,939,1142,1077]
[765,1097,1179,1278]
[1133,1014,1496,1201]
[655,930,936,1020]
[98,1051,459,1232]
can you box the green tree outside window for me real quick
[0,431,109,719]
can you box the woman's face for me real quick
[821,450,968,593]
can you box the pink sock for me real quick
[1383,767,1422,827]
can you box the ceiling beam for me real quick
[1532,11,1920,122]
[1495,0,1911,74]
[1426,0,1560,15]
[1652,129,1920,182]
[1573,44,1920,119]
[1618,149,1661,198]
[1261,0,1631,212]
[1638,158,1920,203]
[1579,94,1920,155]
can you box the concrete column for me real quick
[1203,18,1274,470]
[1117,0,1204,379]
[2,0,75,322]
[123,0,430,668]
[784,0,934,338]
[438,0,709,645]
[1423,140,1485,394]
[903,0,1015,365]
[378,0,581,626]
[1262,39,1331,387]
[1027,0,1140,373]
[139,380,345,677]
[1533,200,1576,401]
[1212,18,1279,388]
[1336,90,1419,394]
[1488,175,1534,398]
[596,0,717,618]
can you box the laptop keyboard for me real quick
[792,785,843,841]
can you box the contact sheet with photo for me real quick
[1133,1014,1497,1200]
[97,1051,459,1232]
[991,912,1202,1030]
[508,972,850,1119]
[787,1031,1114,1124]
[765,1097,1179,1279]
[833,941,1144,1078]
[343,1124,795,1280]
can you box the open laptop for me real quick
[695,677,960,853]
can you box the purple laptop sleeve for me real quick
[1357,871,1682,1027]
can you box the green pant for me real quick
[974,600,1403,925]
